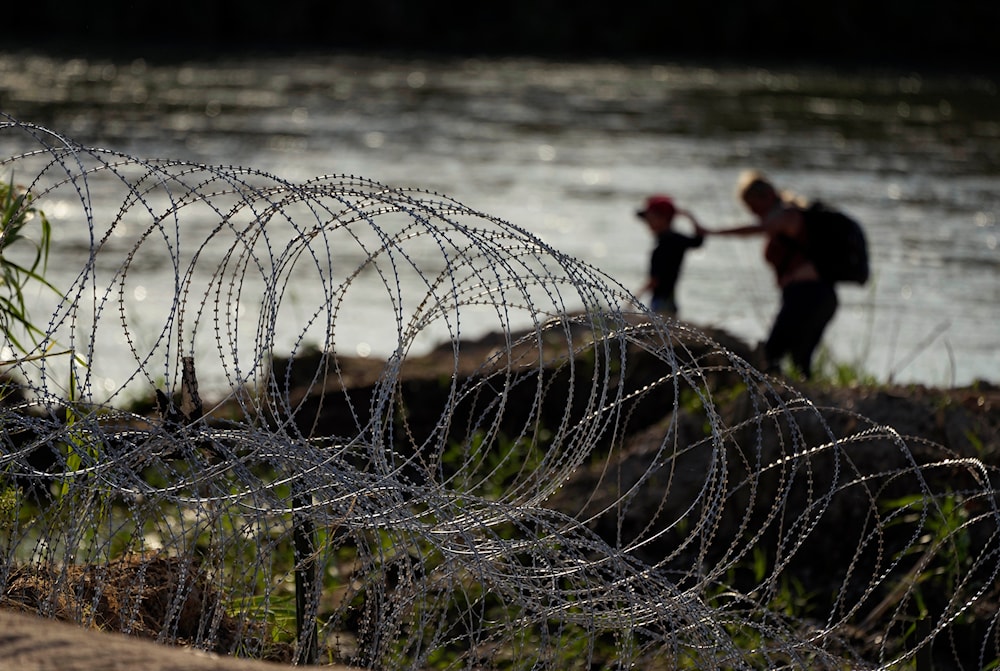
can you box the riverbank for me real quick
[264,322,999,453]
[2,322,998,669]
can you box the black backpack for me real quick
[801,201,870,285]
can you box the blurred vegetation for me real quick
[0,178,55,357]
[11,0,999,73]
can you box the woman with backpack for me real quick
[694,171,837,379]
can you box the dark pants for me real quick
[765,280,838,379]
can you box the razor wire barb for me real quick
[0,114,999,670]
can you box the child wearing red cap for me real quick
[636,194,704,316]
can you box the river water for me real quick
[1,52,998,391]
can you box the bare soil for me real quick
[0,607,350,671]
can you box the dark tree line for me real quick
[19,0,1000,72]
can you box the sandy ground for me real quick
[0,609,356,671]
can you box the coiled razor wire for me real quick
[0,114,998,669]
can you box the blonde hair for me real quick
[736,170,807,207]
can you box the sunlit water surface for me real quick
[1,52,998,395]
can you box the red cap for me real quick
[638,195,676,219]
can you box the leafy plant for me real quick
[809,346,879,387]
[0,175,57,356]
[0,486,17,524]
[881,491,974,607]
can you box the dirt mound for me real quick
[3,554,248,654]
[0,607,344,671]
